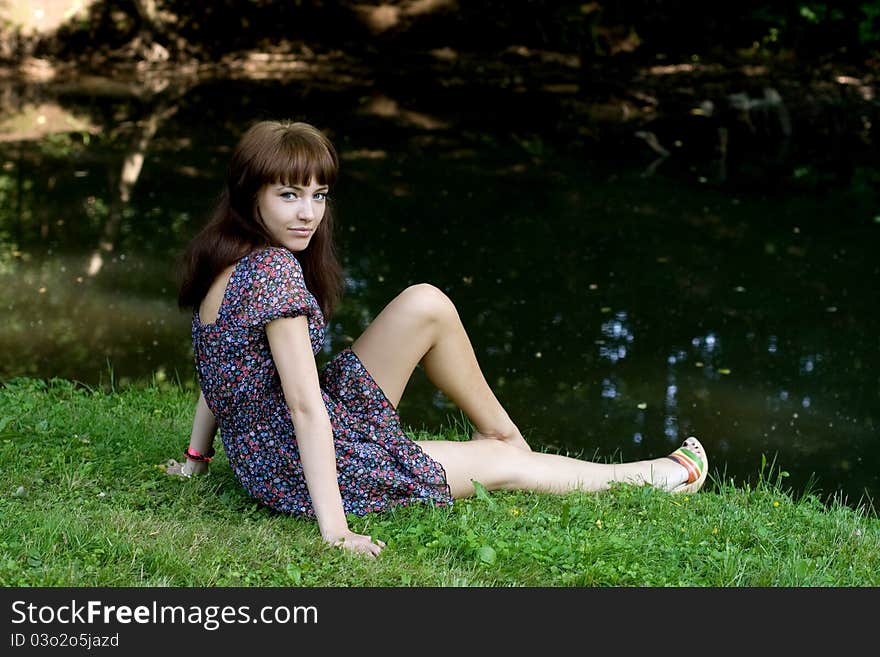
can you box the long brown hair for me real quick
[177,120,344,320]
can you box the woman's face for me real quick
[256,179,328,252]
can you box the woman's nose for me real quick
[298,200,315,219]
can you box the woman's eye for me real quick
[314,192,327,201]
[280,192,296,200]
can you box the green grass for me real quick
[1,377,877,586]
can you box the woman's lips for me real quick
[289,228,311,236]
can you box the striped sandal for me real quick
[666,437,708,494]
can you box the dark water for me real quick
[1,78,878,508]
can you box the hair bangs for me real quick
[257,130,337,189]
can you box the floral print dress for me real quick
[192,247,453,517]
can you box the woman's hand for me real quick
[325,530,386,558]
[164,458,208,478]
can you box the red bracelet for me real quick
[184,446,215,463]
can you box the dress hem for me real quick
[335,346,454,503]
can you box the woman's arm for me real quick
[185,390,218,475]
[267,315,383,557]
[166,390,217,477]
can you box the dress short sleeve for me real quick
[244,248,317,329]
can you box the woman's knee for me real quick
[474,439,533,492]
[396,283,458,326]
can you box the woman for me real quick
[166,120,708,557]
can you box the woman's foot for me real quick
[470,422,532,452]
[664,436,708,494]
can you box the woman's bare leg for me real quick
[351,284,531,450]
[416,437,707,498]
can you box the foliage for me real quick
[860,1,880,44]
[746,2,880,52]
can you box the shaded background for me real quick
[1,1,878,508]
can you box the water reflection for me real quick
[598,310,633,364]
[600,378,618,399]
[664,354,681,442]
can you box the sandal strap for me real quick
[666,447,704,484]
